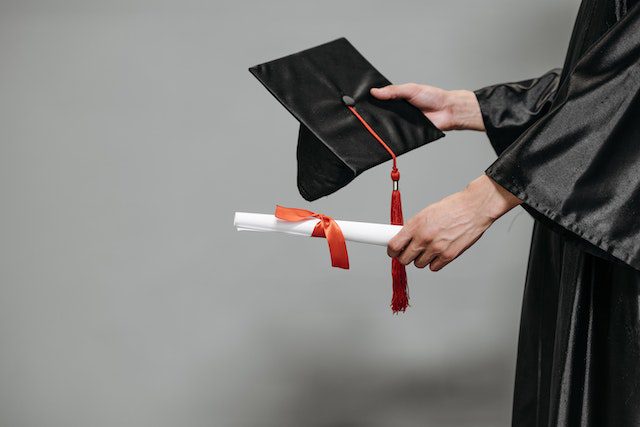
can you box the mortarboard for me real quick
[250,37,444,201]
[249,37,444,312]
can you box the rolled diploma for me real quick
[234,212,401,247]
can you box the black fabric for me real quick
[249,37,444,201]
[475,0,640,425]
[515,222,640,427]
[485,1,640,271]
[475,69,561,156]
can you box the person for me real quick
[372,0,640,425]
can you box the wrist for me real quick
[446,90,485,132]
[466,174,522,221]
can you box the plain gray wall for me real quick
[0,1,579,426]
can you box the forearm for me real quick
[446,90,485,132]
[465,174,522,221]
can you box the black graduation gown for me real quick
[474,0,640,425]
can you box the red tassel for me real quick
[343,103,409,312]
[390,169,409,313]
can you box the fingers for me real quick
[396,242,423,266]
[390,232,457,271]
[370,84,420,101]
[429,256,449,272]
[389,224,428,266]
[387,227,412,258]
[414,251,436,269]
[391,236,453,270]
[387,208,460,271]
[428,247,458,271]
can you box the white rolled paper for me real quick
[234,212,401,246]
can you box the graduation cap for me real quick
[249,37,444,312]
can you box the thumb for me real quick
[370,83,420,101]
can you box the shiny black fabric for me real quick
[475,0,640,425]
[514,222,640,426]
[249,38,443,201]
[475,69,561,156]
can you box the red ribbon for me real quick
[275,205,349,269]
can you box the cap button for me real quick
[341,95,356,106]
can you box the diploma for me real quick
[234,212,401,247]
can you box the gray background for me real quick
[0,0,578,426]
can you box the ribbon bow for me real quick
[275,205,349,269]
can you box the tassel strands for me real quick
[390,170,409,312]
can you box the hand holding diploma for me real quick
[387,175,522,271]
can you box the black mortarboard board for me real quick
[249,37,444,202]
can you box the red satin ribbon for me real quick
[275,205,349,269]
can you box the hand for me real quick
[370,84,485,132]
[387,175,522,271]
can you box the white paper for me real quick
[234,212,401,246]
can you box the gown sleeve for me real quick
[474,69,561,156]
[485,4,640,270]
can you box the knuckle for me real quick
[431,241,446,253]
[418,231,433,244]
[388,241,402,253]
